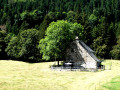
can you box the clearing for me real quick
[0,60,120,90]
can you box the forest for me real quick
[0,0,120,62]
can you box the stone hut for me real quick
[65,36,101,69]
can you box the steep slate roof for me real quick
[79,40,94,53]
[79,40,101,62]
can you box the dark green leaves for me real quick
[5,29,41,61]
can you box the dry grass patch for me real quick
[0,60,120,90]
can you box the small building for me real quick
[65,36,101,69]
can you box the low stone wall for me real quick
[51,66,98,72]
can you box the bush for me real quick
[5,29,41,62]
[111,36,120,59]
[0,30,7,59]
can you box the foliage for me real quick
[66,11,76,22]
[5,29,41,62]
[0,30,7,59]
[0,0,120,60]
[111,36,120,59]
[39,12,54,40]
[19,29,40,61]
[39,20,84,60]
[39,12,67,40]
[88,14,98,26]
[92,37,108,58]
[115,22,120,37]
[5,36,20,58]
[20,10,43,28]
[73,12,82,23]
[91,18,116,58]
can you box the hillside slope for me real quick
[0,60,120,90]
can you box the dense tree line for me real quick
[0,0,120,62]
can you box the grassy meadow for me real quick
[102,76,120,90]
[0,60,120,90]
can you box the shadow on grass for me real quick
[0,58,61,64]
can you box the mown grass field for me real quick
[0,60,120,90]
[102,76,120,90]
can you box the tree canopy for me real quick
[0,0,120,61]
[5,29,41,62]
[39,20,84,60]
[0,30,7,59]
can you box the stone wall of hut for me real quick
[66,40,97,69]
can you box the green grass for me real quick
[0,60,120,90]
[102,60,112,70]
[103,76,120,90]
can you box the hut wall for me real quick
[66,40,97,69]
[76,40,97,69]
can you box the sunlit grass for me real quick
[0,60,120,90]
[102,59,112,70]
[99,60,120,90]
[103,76,120,90]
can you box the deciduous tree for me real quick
[39,20,84,61]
